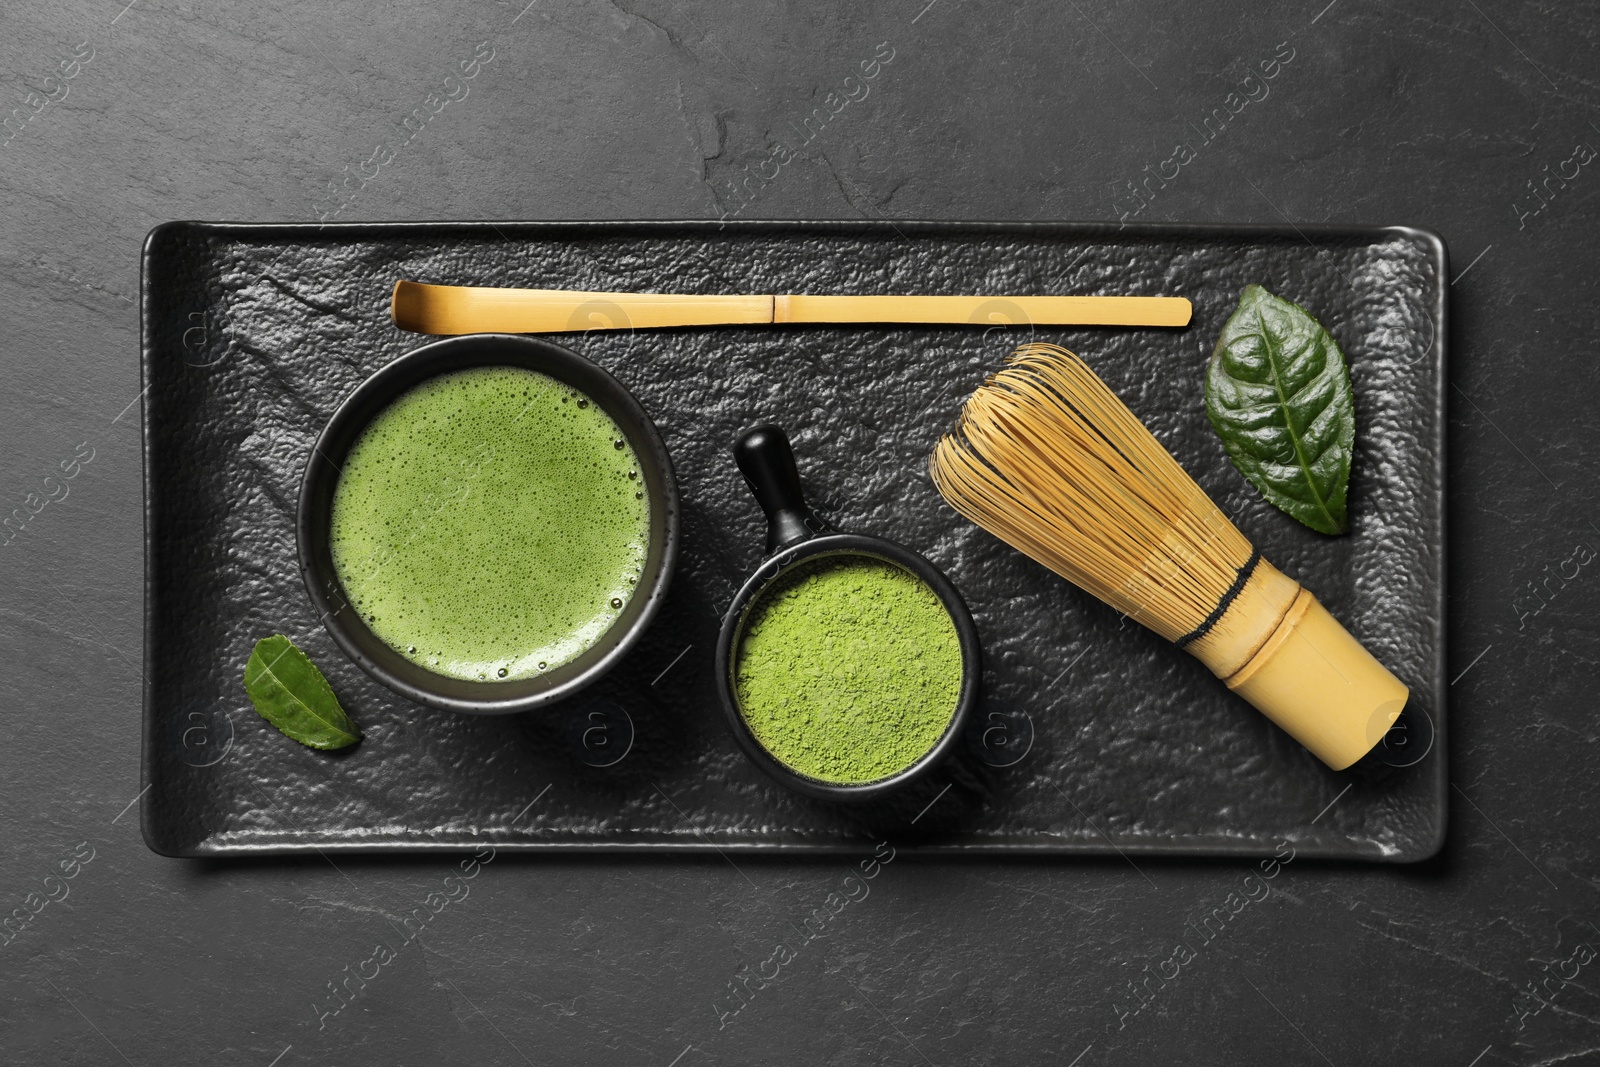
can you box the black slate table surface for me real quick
[1,2,1595,1064]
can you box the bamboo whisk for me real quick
[930,344,1407,770]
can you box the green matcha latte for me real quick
[329,366,650,682]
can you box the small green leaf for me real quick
[1206,285,1356,536]
[242,635,362,750]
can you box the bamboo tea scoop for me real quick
[391,280,1193,335]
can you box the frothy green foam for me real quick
[329,366,651,682]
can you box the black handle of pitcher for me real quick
[733,424,830,555]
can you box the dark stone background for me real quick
[0,0,1594,1063]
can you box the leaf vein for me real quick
[1252,310,1340,532]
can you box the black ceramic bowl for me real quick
[298,334,679,715]
[713,425,981,802]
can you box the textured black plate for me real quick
[140,220,1446,861]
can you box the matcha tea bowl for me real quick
[298,334,679,715]
[714,425,981,802]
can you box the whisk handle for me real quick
[733,424,828,554]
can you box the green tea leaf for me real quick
[242,635,362,750]
[1206,285,1355,536]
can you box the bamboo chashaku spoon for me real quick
[391,280,1193,335]
[930,343,1407,771]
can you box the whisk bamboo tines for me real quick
[930,343,1407,771]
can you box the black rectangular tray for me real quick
[140,220,1447,860]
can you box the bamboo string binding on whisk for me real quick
[930,343,1407,770]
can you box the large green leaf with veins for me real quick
[1206,285,1355,536]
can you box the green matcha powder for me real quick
[733,555,963,784]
